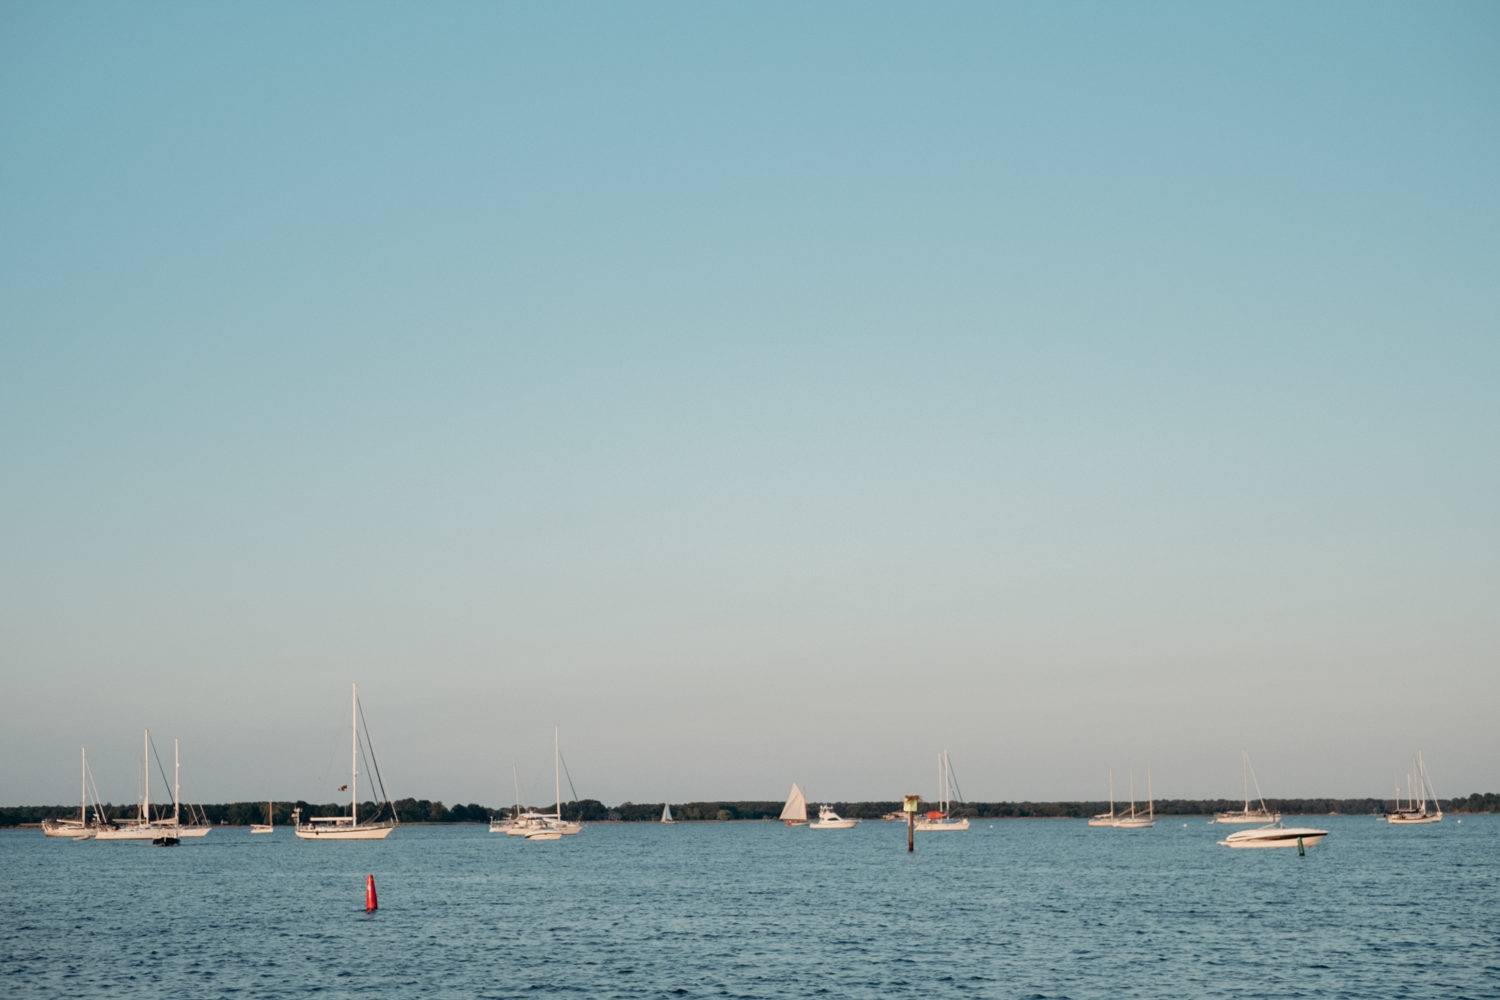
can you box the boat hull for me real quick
[1219,827,1327,848]
[1112,818,1155,829]
[914,818,969,831]
[810,819,857,829]
[1387,810,1442,824]
[1214,812,1281,824]
[294,823,395,840]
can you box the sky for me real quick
[2,2,1497,811]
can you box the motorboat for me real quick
[809,804,857,829]
[1219,821,1328,848]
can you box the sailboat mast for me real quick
[143,729,150,824]
[80,747,87,824]
[1241,749,1250,812]
[554,724,562,821]
[351,683,359,823]
[173,738,181,828]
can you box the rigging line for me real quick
[356,696,395,819]
[149,736,173,820]
[947,759,965,808]
[558,751,580,816]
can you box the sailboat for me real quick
[1387,752,1443,824]
[1214,750,1280,824]
[537,725,582,837]
[914,750,969,831]
[1112,767,1155,828]
[492,765,545,835]
[42,748,111,838]
[661,803,675,824]
[780,782,808,826]
[96,731,185,842]
[1087,769,1117,827]
[294,684,398,840]
[251,802,274,834]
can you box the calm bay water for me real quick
[4,815,1497,999]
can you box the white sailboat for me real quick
[1087,768,1117,827]
[914,750,969,831]
[540,725,582,836]
[251,802,274,834]
[42,748,110,838]
[96,731,182,842]
[780,782,808,826]
[492,765,547,835]
[294,684,397,840]
[661,803,675,824]
[810,804,857,829]
[1387,752,1443,824]
[1112,768,1155,828]
[1214,750,1280,824]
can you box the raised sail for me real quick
[780,782,808,825]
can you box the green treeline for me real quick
[6,792,1500,827]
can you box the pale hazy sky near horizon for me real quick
[3,2,1497,810]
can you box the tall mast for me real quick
[1242,749,1250,812]
[143,729,150,824]
[554,724,561,821]
[173,738,181,828]
[80,748,87,824]
[351,683,359,823]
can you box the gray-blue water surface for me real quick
[4,816,1497,999]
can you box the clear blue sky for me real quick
[3,2,1496,809]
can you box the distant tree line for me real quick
[6,792,1499,827]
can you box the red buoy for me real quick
[365,874,378,912]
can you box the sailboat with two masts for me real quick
[1387,752,1443,825]
[914,750,970,831]
[294,684,397,840]
[95,731,193,843]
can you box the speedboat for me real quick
[1218,821,1328,848]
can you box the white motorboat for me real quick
[810,804,857,829]
[1219,821,1328,848]
[294,684,397,840]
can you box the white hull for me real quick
[810,819,857,829]
[42,819,90,838]
[250,825,274,834]
[1087,815,1115,827]
[914,818,970,831]
[1214,811,1280,825]
[1387,811,1442,825]
[1112,818,1155,829]
[294,823,395,840]
[1220,826,1327,848]
[96,824,179,841]
[525,830,562,841]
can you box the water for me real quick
[4,816,1497,999]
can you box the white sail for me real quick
[780,782,807,823]
[661,803,674,824]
